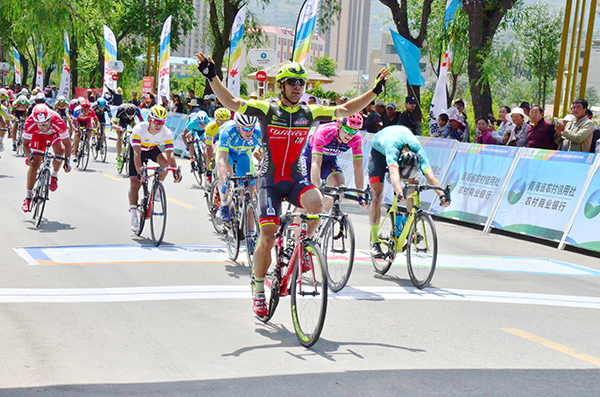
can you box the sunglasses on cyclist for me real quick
[284,78,306,87]
[151,119,166,125]
[341,125,359,136]
[239,126,255,133]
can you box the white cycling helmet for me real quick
[234,113,257,128]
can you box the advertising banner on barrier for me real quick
[430,143,519,224]
[416,137,457,210]
[490,149,596,241]
[564,162,600,251]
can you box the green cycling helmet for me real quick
[276,62,308,83]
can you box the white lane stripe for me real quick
[0,285,599,309]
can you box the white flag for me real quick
[103,25,118,95]
[226,6,247,98]
[429,45,452,136]
[35,45,43,89]
[58,32,71,99]
[157,16,173,103]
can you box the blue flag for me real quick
[444,0,462,28]
[390,29,424,86]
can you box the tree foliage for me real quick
[311,55,338,78]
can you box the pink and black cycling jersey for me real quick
[308,122,363,159]
[237,100,339,183]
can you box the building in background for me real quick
[172,0,208,58]
[260,26,326,65]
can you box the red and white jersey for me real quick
[74,105,98,124]
[23,109,69,140]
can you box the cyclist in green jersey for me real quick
[196,51,390,317]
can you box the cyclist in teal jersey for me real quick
[196,51,390,317]
[181,110,210,171]
[368,125,450,258]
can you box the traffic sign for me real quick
[248,50,277,68]
[0,62,10,71]
[256,70,267,82]
[112,74,118,81]
[2,71,7,76]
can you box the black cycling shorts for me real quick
[367,147,390,184]
[257,174,317,227]
[128,145,163,177]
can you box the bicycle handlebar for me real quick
[143,166,180,173]
[229,174,257,182]
[321,185,371,203]
[402,183,452,203]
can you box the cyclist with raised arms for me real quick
[72,99,99,161]
[196,51,389,317]
[205,107,233,171]
[21,104,72,212]
[368,125,450,258]
[181,110,210,172]
[112,102,144,170]
[217,112,262,223]
[299,113,369,210]
[128,105,181,232]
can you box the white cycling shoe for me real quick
[130,209,140,232]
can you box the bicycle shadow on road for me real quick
[224,259,251,280]
[373,274,419,288]
[0,174,15,179]
[27,220,75,233]
[222,321,425,360]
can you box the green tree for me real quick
[311,55,338,78]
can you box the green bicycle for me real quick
[371,183,450,289]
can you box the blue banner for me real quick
[390,30,424,86]
[416,137,457,209]
[564,162,600,251]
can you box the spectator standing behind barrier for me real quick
[172,94,184,113]
[520,101,531,119]
[382,102,400,127]
[186,90,197,113]
[374,99,386,130]
[129,92,141,107]
[475,117,495,144]
[555,98,595,152]
[504,107,529,147]
[527,105,557,149]
[362,101,381,134]
[490,106,513,144]
[432,112,450,138]
[585,109,600,153]
[188,98,200,114]
[443,107,466,140]
[453,98,470,142]
[400,96,419,135]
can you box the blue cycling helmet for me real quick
[97,97,107,108]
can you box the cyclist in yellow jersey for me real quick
[204,107,232,168]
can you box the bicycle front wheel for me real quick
[137,183,149,236]
[207,179,225,234]
[406,212,437,289]
[91,134,99,160]
[81,137,90,171]
[225,199,240,261]
[33,169,50,228]
[150,182,167,246]
[322,216,355,292]
[100,132,107,162]
[243,199,260,267]
[371,207,395,275]
[291,240,328,348]
[16,131,24,156]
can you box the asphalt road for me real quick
[1,142,599,396]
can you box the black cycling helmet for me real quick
[125,105,137,116]
[398,150,419,179]
[34,92,46,104]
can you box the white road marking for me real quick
[0,285,599,309]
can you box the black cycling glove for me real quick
[372,72,386,95]
[198,59,217,82]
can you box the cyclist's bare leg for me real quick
[217,161,234,204]
[369,182,384,225]
[323,172,345,212]
[51,141,66,172]
[299,188,324,235]
[156,153,171,181]
[247,185,257,232]
[404,177,418,212]
[129,176,141,206]
[116,130,123,157]
[253,223,278,278]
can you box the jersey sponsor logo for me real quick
[294,117,309,126]
[267,126,307,138]
[266,197,276,216]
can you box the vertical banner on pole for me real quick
[13,48,22,85]
[428,46,451,136]
[103,25,118,95]
[35,45,43,89]
[157,16,172,102]
[227,6,247,98]
[291,0,320,66]
[58,31,71,99]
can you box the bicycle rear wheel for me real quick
[243,199,260,267]
[322,216,355,292]
[371,207,395,275]
[81,136,90,171]
[33,169,50,228]
[150,182,167,246]
[406,212,437,289]
[207,179,225,234]
[291,240,328,348]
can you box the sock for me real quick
[26,190,33,199]
[370,224,379,243]
[129,205,137,212]
[253,277,265,294]
[51,171,59,178]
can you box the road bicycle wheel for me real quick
[137,183,149,236]
[243,199,260,267]
[255,267,280,324]
[291,239,328,348]
[371,206,395,275]
[81,136,90,171]
[406,212,437,289]
[191,151,204,187]
[16,129,24,156]
[322,215,355,292]
[91,133,99,160]
[207,179,225,234]
[118,143,129,174]
[33,169,50,228]
[225,197,240,261]
[99,131,107,163]
[150,182,168,246]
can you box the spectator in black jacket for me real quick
[399,95,418,135]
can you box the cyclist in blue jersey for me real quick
[368,125,450,258]
[181,110,210,172]
[218,112,262,223]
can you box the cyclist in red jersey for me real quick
[21,104,72,212]
[196,51,390,317]
[72,99,99,160]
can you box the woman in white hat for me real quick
[503,107,529,146]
